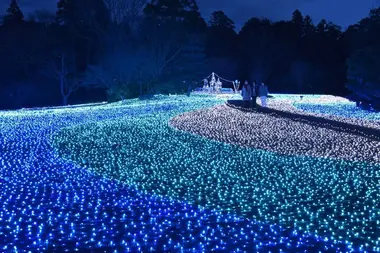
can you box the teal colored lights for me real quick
[51,94,380,251]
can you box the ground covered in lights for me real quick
[0,94,379,252]
[294,102,380,121]
[170,104,380,163]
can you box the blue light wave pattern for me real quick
[0,95,376,252]
[54,95,379,252]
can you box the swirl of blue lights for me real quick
[0,95,377,252]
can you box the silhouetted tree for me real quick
[42,50,81,105]
[292,9,303,30]
[316,19,327,33]
[57,0,110,29]
[137,21,182,93]
[209,10,235,30]
[57,0,111,66]
[3,0,24,25]
[205,11,238,83]
[140,0,207,94]
[239,18,286,84]
[0,1,374,108]
[303,15,315,35]
[346,47,380,110]
[104,0,146,25]
[206,11,237,57]
[344,7,380,110]
[81,1,148,100]
[291,61,314,93]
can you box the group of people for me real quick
[241,81,269,108]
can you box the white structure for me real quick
[198,72,236,94]
[202,72,224,93]
[215,78,222,92]
[233,80,240,93]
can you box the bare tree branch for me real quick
[41,51,82,105]
[136,22,183,87]
[103,0,147,26]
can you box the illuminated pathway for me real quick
[267,94,380,129]
[0,95,378,252]
[170,104,380,163]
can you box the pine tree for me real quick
[303,15,315,35]
[209,11,235,30]
[143,0,207,93]
[56,0,110,30]
[291,9,303,28]
[56,0,111,64]
[317,19,327,33]
[144,0,205,30]
[207,11,237,58]
[3,0,24,25]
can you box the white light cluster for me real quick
[171,104,379,163]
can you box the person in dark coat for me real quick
[241,81,252,108]
[251,80,257,107]
[258,82,269,107]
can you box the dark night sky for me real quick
[0,0,379,30]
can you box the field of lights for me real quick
[0,94,379,252]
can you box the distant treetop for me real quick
[3,0,24,25]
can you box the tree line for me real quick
[0,0,379,110]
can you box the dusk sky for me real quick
[0,0,379,30]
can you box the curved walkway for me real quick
[171,103,380,163]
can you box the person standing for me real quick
[258,82,269,107]
[241,81,252,108]
[251,80,257,108]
